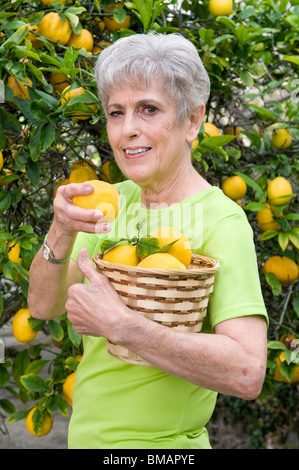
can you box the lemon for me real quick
[272,129,292,150]
[67,29,94,52]
[63,372,76,408]
[103,244,140,266]
[263,256,299,285]
[69,167,98,184]
[150,227,192,268]
[25,407,53,437]
[257,204,281,231]
[221,176,247,201]
[72,180,119,222]
[7,241,22,264]
[137,253,187,270]
[12,308,38,344]
[267,177,293,206]
[209,0,233,16]
[203,122,219,138]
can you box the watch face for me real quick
[43,246,50,260]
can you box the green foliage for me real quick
[0,0,298,448]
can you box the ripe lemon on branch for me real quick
[25,407,53,437]
[38,12,72,46]
[263,256,299,285]
[267,177,293,206]
[61,86,98,121]
[72,180,120,222]
[209,0,233,16]
[12,308,38,344]
[7,76,32,100]
[272,128,292,150]
[67,28,94,52]
[63,372,76,408]
[221,176,247,201]
[203,122,219,138]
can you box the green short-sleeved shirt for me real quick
[68,180,268,449]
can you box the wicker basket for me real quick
[92,253,220,366]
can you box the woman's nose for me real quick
[122,112,140,138]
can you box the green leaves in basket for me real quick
[135,237,179,259]
[99,235,179,260]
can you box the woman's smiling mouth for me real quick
[123,147,151,158]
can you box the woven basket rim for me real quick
[92,252,220,277]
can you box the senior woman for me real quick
[28,33,268,449]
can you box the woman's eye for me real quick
[143,105,157,114]
[109,110,123,117]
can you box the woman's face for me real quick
[106,85,195,187]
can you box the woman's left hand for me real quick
[65,248,132,340]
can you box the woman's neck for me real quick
[140,160,212,209]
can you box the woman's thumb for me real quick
[77,248,99,283]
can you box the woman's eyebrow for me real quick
[108,99,161,110]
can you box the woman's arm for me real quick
[66,248,268,400]
[28,182,109,320]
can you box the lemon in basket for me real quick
[137,253,186,270]
[150,227,192,268]
[102,244,140,266]
[72,180,119,222]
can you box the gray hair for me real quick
[94,33,210,122]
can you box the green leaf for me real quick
[0,364,10,387]
[27,317,46,331]
[7,409,28,423]
[260,230,279,241]
[12,350,31,391]
[243,202,268,211]
[65,356,80,371]
[48,319,64,342]
[0,191,12,213]
[25,360,49,375]
[283,55,299,66]
[268,341,287,351]
[57,393,69,416]
[29,124,43,160]
[20,374,48,393]
[278,232,289,251]
[135,237,163,258]
[100,238,129,255]
[26,159,40,187]
[130,0,153,32]
[265,272,281,296]
[0,24,29,51]
[0,399,15,415]
[40,123,55,151]
[234,172,264,198]
[67,320,82,348]
[30,100,50,122]
[0,108,22,134]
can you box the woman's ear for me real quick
[186,104,205,143]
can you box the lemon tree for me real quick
[0,0,298,448]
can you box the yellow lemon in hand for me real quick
[72,180,119,222]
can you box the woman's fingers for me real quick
[53,182,112,234]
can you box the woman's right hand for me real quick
[53,182,111,238]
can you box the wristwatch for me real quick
[42,233,71,265]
